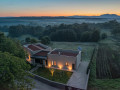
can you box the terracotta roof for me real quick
[36,44,46,49]
[51,49,79,57]
[28,45,41,51]
[34,51,50,57]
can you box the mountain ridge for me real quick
[0,14,120,19]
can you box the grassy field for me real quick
[3,32,9,36]
[33,67,73,84]
[14,34,39,41]
[101,29,112,36]
[49,42,96,61]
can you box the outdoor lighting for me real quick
[49,64,51,68]
[59,65,63,69]
[54,61,56,65]
[66,62,68,66]
[59,66,62,69]
[27,54,31,62]
[68,67,72,71]
[52,61,53,65]
[50,68,54,76]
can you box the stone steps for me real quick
[30,64,42,72]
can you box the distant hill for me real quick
[99,14,120,18]
[0,14,120,19]
[68,14,120,19]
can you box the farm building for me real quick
[23,43,81,71]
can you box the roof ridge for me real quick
[27,44,41,51]
[33,44,43,50]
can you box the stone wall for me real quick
[30,72,66,89]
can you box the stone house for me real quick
[23,43,81,71]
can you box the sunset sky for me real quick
[0,0,120,17]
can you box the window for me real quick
[54,61,56,65]
[66,62,68,66]
[52,61,53,65]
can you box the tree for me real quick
[30,38,38,43]
[90,29,100,42]
[112,25,120,35]
[80,31,91,42]
[0,52,32,89]
[25,37,31,43]
[41,36,50,45]
[8,23,103,42]
[101,33,107,39]
[0,33,33,89]
[101,20,119,29]
[50,29,77,42]
[0,33,25,58]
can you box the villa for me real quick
[48,49,81,71]
[23,43,81,71]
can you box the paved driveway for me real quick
[31,78,60,90]
[67,61,89,89]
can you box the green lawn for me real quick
[33,67,73,84]
[49,42,96,61]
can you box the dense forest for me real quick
[0,32,32,89]
[8,23,101,42]
[0,20,120,42]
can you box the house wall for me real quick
[76,51,81,69]
[23,47,38,64]
[47,54,76,71]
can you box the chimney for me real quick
[59,52,61,55]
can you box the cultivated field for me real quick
[88,44,120,90]
[96,45,120,79]
[49,42,96,61]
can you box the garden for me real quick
[33,67,73,84]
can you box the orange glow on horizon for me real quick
[1,13,120,17]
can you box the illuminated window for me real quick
[54,61,56,65]
[66,62,68,66]
[52,61,53,65]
